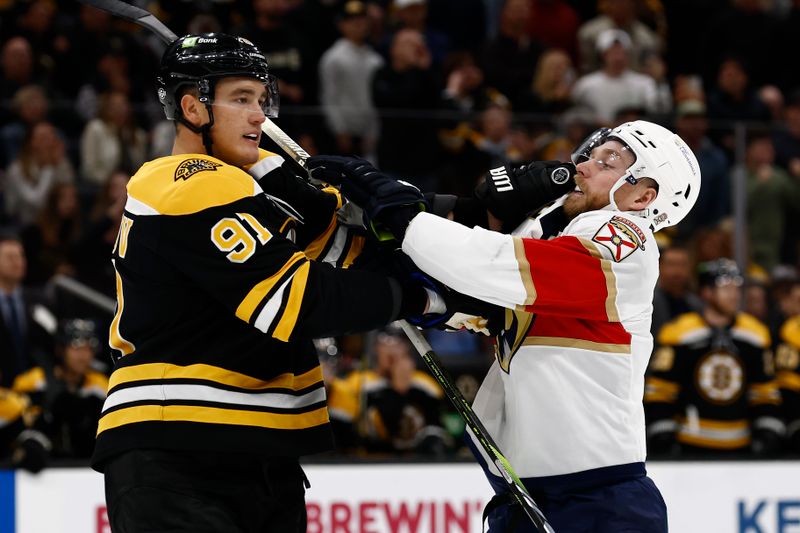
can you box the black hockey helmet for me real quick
[56,318,100,351]
[157,32,279,122]
[697,258,743,288]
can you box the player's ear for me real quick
[180,93,206,128]
[630,180,658,212]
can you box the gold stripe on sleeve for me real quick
[273,261,311,342]
[236,252,306,323]
[512,237,536,307]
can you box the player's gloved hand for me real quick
[12,430,50,473]
[751,427,783,457]
[474,160,576,223]
[307,155,428,241]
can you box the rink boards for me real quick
[0,461,798,532]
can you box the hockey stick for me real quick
[76,0,309,175]
[398,321,555,533]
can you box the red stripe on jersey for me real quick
[529,314,631,347]
[521,236,611,321]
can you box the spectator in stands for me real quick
[20,183,81,285]
[706,57,771,156]
[673,100,731,238]
[13,318,108,459]
[0,84,49,168]
[238,0,315,107]
[776,315,800,453]
[327,326,449,455]
[516,48,575,116]
[75,170,129,297]
[773,91,800,180]
[576,0,661,73]
[0,37,37,102]
[743,133,800,272]
[701,0,780,89]
[481,0,543,107]
[0,234,54,389]
[651,243,703,337]
[645,259,784,457]
[4,121,75,226]
[80,91,147,187]
[571,29,659,124]
[436,51,512,195]
[372,28,442,190]
[641,52,672,116]
[387,0,449,67]
[472,105,519,169]
[526,0,580,63]
[318,0,384,157]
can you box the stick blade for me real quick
[78,0,178,43]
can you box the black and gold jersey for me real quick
[776,316,800,445]
[0,387,29,453]
[92,151,407,470]
[644,312,783,451]
[327,369,445,452]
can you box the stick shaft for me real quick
[78,0,177,43]
[398,321,554,533]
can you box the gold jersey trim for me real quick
[109,363,323,393]
[97,404,329,435]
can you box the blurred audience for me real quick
[4,121,75,225]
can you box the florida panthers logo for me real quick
[495,309,536,373]
[175,158,222,181]
[592,217,645,262]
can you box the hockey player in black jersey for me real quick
[645,259,784,456]
[92,33,456,533]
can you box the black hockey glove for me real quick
[390,252,503,330]
[474,160,576,224]
[308,155,428,241]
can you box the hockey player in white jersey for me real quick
[308,120,700,532]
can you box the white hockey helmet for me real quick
[571,120,701,232]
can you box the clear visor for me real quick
[208,74,280,118]
[571,127,638,183]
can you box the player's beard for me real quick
[563,190,590,220]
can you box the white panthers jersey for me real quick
[403,208,659,483]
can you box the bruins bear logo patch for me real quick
[175,158,222,181]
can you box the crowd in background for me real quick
[1,0,800,467]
